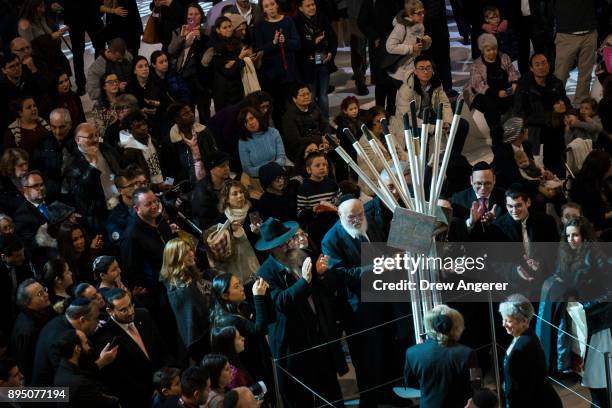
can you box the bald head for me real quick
[50,109,72,140]
[9,37,31,61]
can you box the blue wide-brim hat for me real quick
[255,218,300,251]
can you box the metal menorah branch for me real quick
[334,98,464,341]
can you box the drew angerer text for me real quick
[372,279,509,293]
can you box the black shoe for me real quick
[328,85,335,93]
[356,84,369,96]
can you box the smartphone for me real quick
[109,336,120,348]
[187,17,195,31]
[249,211,262,227]
[505,87,514,96]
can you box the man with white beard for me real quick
[322,196,410,407]
[255,218,346,408]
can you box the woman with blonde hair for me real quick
[160,237,212,361]
[404,304,478,408]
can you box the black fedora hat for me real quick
[255,218,300,251]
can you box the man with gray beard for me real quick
[322,195,411,407]
[255,218,346,408]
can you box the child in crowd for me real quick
[94,255,128,297]
[514,150,563,199]
[334,96,364,181]
[481,6,518,61]
[257,162,296,223]
[564,100,603,145]
[211,325,254,389]
[297,151,340,246]
[151,367,182,408]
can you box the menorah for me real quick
[332,99,465,340]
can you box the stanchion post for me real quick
[271,357,283,408]
[488,290,502,403]
[605,352,612,408]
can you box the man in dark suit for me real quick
[255,218,346,408]
[92,288,169,408]
[31,298,112,386]
[13,171,48,251]
[451,161,506,241]
[491,186,559,295]
[10,279,53,385]
[54,330,120,407]
[322,197,410,407]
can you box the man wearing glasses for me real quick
[0,53,45,131]
[394,54,469,156]
[64,122,122,235]
[11,279,53,385]
[451,161,506,241]
[107,165,149,246]
[13,171,50,250]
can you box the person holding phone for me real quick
[167,3,212,122]
[204,180,260,283]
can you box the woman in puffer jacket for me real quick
[384,0,431,112]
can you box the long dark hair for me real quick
[575,150,611,191]
[56,222,86,262]
[238,106,268,140]
[557,216,599,287]
[200,353,228,389]
[99,72,119,108]
[42,257,68,295]
[209,273,248,326]
[211,325,243,368]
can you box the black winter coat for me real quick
[31,134,77,203]
[293,12,337,83]
[10,308,54,385]
[211,36,245,110]
[63,144,123,235]
[281,102,329,161]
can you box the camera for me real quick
[249,381,267,401]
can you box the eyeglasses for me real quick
[416,66,433,72]
[412,11,425,16]
[24,183,45,190]
[4,62,20,70]
[35,287,49,297]
[105,79,120,85]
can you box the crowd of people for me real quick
[0,0,612,407]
